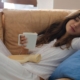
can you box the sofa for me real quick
[0,9,76,80]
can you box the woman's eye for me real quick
[74,18,79,22]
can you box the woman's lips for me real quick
[71,26,75,32]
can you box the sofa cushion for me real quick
[49,50,80,80]
[3,9,72,55]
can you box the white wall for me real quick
[3,0,54,10]
[54,0,80,9]
[37,0,53,9]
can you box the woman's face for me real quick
[66,16,80,36]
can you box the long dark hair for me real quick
[37,10,80,48]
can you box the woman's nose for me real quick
[74,22,80,28]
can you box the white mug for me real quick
[18,32,38,50]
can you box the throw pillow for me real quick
[49,50,80,80]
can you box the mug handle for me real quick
[18,34,24,46]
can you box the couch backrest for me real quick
[0,9,3,41]
[3,9,75,55]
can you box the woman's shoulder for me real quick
[71,37,80,50]
[72,37,80,42]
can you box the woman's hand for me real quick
[20,35,29,54]
[20,35,27,45]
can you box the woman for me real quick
[0,10,80,80]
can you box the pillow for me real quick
[8,54,41,63]
[3,9,71,55]
[49,50,80,80]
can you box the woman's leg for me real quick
[0,52,39,80]
[0,52,27,80]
